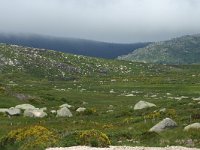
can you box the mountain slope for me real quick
[0,43,119,80]
[0,43,139,81]
[0,43,174,81]
[118,34,200,64]
[0,34,149,59]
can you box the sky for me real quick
[0,0,200,43]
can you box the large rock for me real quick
[0,108,9,113]
[56,107,72,117]
[76,107,86,112]
[24,109,47,118]
[149,118,177,132]
[59,103,72,108]
[15,104,35,110]
[184,123,200,131]
[6,107,21,116]
[192,97,200,101]
[134,101,156,110]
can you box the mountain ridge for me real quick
[118,34,200,64]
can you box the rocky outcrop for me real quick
[0,108,9,113]
[15,104,35,110]
[6,107,21,116]
[134,101,156,110]
[184,123,200,131]
[24,109,47,118]
[149,118,177,132]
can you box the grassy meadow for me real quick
[0,45,200,149]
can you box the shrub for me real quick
[78,129,111,147]
[166,109,176,118]
[0,125,58,150]
[144,111,161,120]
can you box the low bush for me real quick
[0,125,58,150]
[78,129,111,147]
[165,109,177,119]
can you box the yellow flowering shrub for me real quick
[166,109,176,118]
[0,125,58,150]
[144,112,161,120]
[79,129,110,147]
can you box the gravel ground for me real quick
[46,146,200,150]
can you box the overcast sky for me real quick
[0,0,200,43]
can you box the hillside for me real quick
[118,34,200,64]
[0,43,159,81]
[1,44,200,149]
[0,34,149,58]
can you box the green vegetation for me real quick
[78,129,111,147]
[0,44,200,149]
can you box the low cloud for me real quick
[0,0,200,42]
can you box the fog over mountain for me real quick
[0,0,200,43]
[0,34,149,58]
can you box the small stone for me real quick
[51,110,57,114]
[76,107,86,112]
[159,108,166,112]
[57,107,72,117]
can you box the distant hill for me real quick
[0,34,149,59]
[118,34,200,64]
